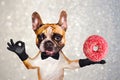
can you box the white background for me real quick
[0,0,120,80]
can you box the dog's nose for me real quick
[44,40,54,51]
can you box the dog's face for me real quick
[32,11,67,56]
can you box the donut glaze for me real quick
[83,35,108,62]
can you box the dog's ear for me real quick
[32,12,43,31]
[58,10,67,31]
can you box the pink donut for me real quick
[83,35,108,62]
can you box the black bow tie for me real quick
[41,52,59,60]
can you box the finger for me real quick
[7,47,14,52]
[100,60,106,64]
[10,39,15,46]
[15,41,25,47]
[7,42,13,48]
[20,41,25,47]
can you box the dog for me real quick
[7,10,106,80]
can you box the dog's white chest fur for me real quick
[32,53,66,80]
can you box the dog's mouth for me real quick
[45,50,54,56]
[45,47,60,56]
[40,40,63,56]
[43,40,55,56]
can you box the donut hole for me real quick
[93,45,99,52]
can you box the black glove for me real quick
[7,39,29,61]
[79,58,106,67]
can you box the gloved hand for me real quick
[7,39,29,61]
[79,58,106,67]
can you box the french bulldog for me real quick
[7,10,105,80]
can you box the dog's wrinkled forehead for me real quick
[35,24,65,36]
[44,27,53,38]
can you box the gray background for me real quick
[0,0,120,80]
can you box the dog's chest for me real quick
[32,54,65,80]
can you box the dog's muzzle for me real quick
[44,40,54,51]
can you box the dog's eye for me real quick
[37,33,46,41]
[52,33,62,42]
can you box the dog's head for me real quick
[32,11,67,56]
